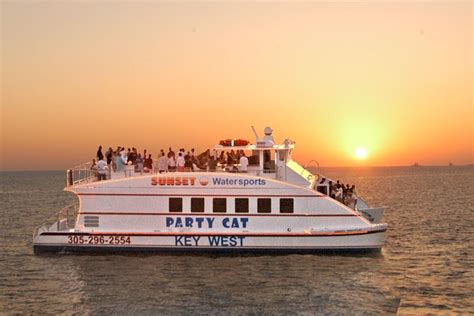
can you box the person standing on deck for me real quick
[176,152,185,172]
[97,146,104,161]
[136,153,144,173]
[158,152,168,173]
[239,154,249,173]
[167,147,175,160]
[208,156,217,172]
[97,158,108,181]
[144,154,153,172]
[190,148,196,164]
[116,148,127,171]
[105,147,113,165]
[168,154,176,172]
[184,152,193,171]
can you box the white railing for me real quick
[304,160,320,177]
[33,203,78,238]
[67,162,98,186]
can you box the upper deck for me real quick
[66,130,316,189]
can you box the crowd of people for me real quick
[90,145,250,180]
[316,177,358,208]
[90,146,359,209]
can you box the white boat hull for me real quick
[33,229,386,253]
[34,168,389,254]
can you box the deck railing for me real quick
[67,162,97,186]
[33,203,78,238]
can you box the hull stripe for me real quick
[77,193,324,197]
[77,212,357,217]
[34,244,381,249]
[40,229,386,237]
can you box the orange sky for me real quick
[1,1,473,171]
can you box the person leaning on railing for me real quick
[90,159,98,178]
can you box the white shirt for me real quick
[158,156,168,171]
[239,156,249,171]
[120,151,127,164]
[168,157,176,167]
[176,155,185,167]
[97,159,108,174]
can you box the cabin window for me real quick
[213,198,226,213]
[169,198,183,212]
[235,198,249,213]
[191,198,205,213]
[257,198,271,213]
[280,198,294,213]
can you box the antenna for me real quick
[251,126,260,141]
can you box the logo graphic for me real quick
[199,177,209,186]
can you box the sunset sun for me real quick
[355,147,368,160]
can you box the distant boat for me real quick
[449,162,454,166]
[412,162,420,167]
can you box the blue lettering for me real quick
[208,236,220,246]
[185,217,193,227]
[212,177,265,187]
[240,218,248,228]
[184,236,192,246]
[207,236,245,247]
[195,217,204,228]
[175,217,183,228]
[175,236,184,246]
[231,218,239,228]
[221,236,229,246]
[222,218,230,228]
[206,217,215,228]
[166,217,174,227]
[176,235,200,246]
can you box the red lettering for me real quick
[153,176,197,186]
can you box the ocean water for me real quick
[0,166,473,314]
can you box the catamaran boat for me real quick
[33,127,387,253]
